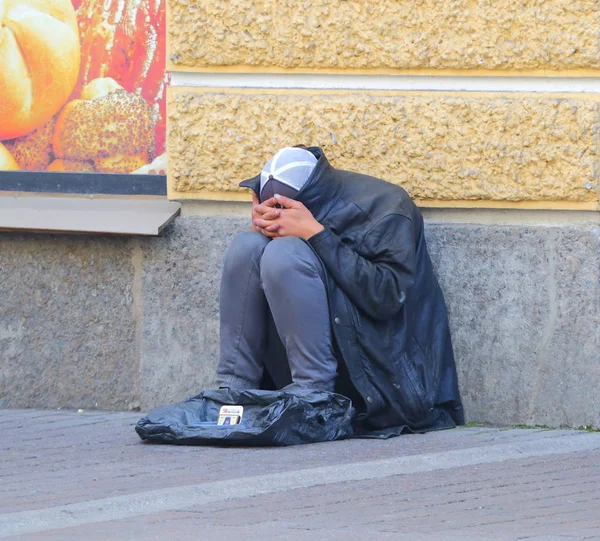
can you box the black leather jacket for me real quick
[241,147,464,434]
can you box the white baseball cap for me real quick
[259,147,318,202]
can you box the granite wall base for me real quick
[1,213,598,428]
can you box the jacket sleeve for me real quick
[307,213,416,320]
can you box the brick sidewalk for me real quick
[1,409,599,540]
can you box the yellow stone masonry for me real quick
[168,0,600,72]
[168,89,599,204]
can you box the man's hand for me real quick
[253,195,325,240]
[249,192,262,232]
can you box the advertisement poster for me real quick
[0,0,167,176]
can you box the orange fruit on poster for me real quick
[0,143,19,171]
[0,0,80,140]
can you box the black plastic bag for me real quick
[135,385,355,446]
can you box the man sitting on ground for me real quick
[215,146,463,434]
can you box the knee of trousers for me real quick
[260,236,323,287]
[223,231,270,274]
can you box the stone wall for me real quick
[4,1,598,429]
[165,0,600,207]
[169,89,600,203]
[168,0,600,71]
[1,207,598,428]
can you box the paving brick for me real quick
[1,410,599,540]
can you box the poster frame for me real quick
[0,171,167,196]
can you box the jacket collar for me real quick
[239,147,342,222]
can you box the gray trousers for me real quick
[215,232,338,392]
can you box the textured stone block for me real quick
[168,0,600,71]
[0,234,139,410]
[137,216,248,409]
[426,224,600,428]
[169,90,600,203]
